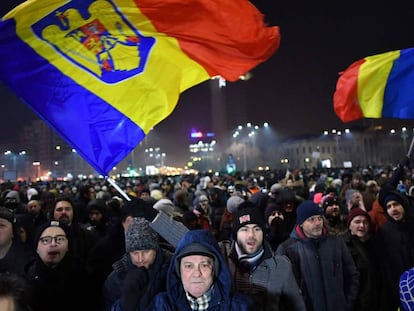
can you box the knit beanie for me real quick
[87,199,106,214]
[321,194,339,212]
[0,207,15,224]
[226,195,245,214]
[232,206,265,235]
[313,192,323,204]
[264,202,283,221]
[296,200,323,225]
[33,220,72,251]
[150,189,163,201]
[125,217,159,252]
[383,193,406,209]
[346,207,370,227]
[153,198,175,216]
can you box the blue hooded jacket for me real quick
[150,229,252,310]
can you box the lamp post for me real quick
[401,127,408,152]
[232,122,268,172]
[145,147,166,170]
[323,129,346,167]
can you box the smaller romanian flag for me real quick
[334,48,414,122]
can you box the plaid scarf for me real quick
[185,285,213,311]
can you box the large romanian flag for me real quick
[0,0,280,175]
[334,47,414,122]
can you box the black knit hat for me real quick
[232,206,265,235]
[32,220,72,251]
[0,207,18,238]
[0,207,15,224]
[125,217,159,252]
[383,194,406,209]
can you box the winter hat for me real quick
[331,178,342,188]
[153,198,175,216]
[321,194,339,211]
[296,200,323,225]
[313,192,323,204]
[270,183,283,198]
[383,193,406,209]
[346,207,370,227]
[264,202,283,221]
[27,188,39,201]
[175,242,219,278]
[87,199,106,214]
[226,195,245,213]
[125,217,159,252]
[5,190,21,203]
[0,207,15,224]
[33,220,72,251]
[232,206,265,235]
[150,189,163,201]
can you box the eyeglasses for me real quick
[39,235,67,245]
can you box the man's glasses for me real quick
[39,235,67,245]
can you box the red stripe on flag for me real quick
[333,58,366,122]
[137,0,280,81]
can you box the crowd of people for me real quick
[1,160,414,310]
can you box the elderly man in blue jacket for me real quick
[151,229,253,310]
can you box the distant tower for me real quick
[209,75,251,152]
[209,78,228,149]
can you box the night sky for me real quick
[2,1,414,166]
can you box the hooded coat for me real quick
[150,229,252,310]
[376,186,414,311]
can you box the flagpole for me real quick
[407,136,414,158]
[106,176,131,201]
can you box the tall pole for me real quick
[243,140,247,172]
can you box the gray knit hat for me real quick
[125,217,159,252]
[227,195,245,213]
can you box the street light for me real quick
[232,122,265,172]
[145,147,166,168]
[391,127,411,154]
[402,127,408,152]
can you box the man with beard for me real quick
[277,201,359,311]
[50,196,96,265]
[321,194,347,237]
[376,184,414,311]
[220,202,305,311]
[274,189,301,236]
[83,198,112,240]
